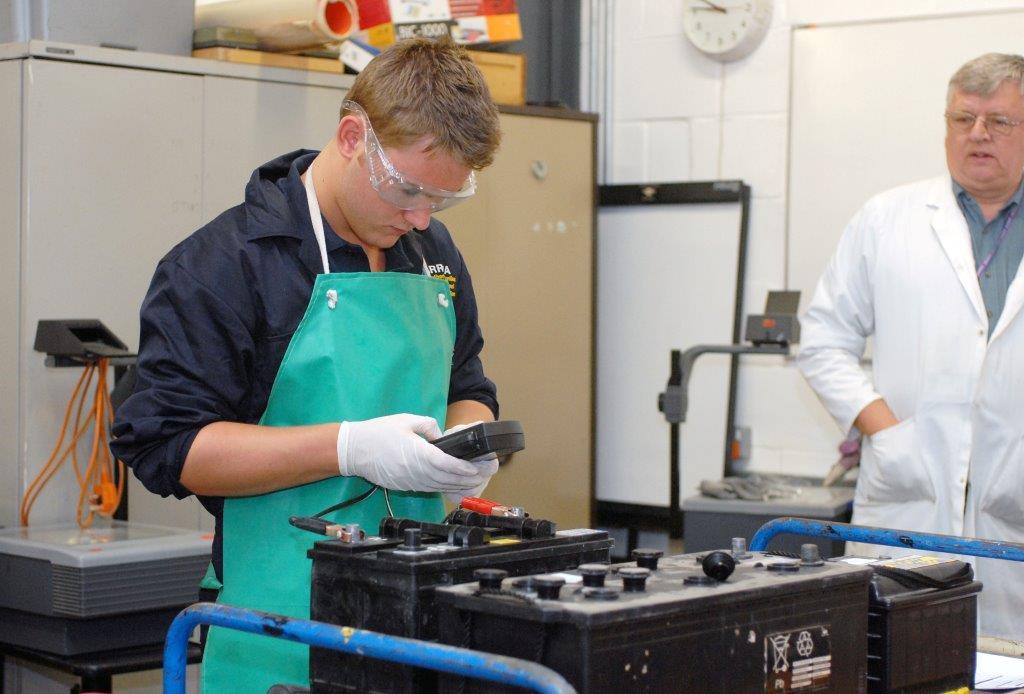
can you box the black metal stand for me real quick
[0,641,202,694]
[658,344,789,539]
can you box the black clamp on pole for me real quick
[657,343,789,539]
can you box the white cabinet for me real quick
[0,59,21,526]
[201,76,346,219]
[1,42,353,531]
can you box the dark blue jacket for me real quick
[112,151,497,573]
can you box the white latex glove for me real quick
[439,421,500,504]
[337,414,489,493]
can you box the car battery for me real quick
[308,514,613,693]
[849,555,981,693]
[436,549,873,693]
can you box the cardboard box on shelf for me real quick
[467,50,526,106]
[355,0,521,49]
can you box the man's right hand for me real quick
[337,413,491,493]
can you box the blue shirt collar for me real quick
[953,174,1024,223]
[244,151,418,273]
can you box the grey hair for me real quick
[948,53,1024,105]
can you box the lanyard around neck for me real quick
[977,203,1021,279]
[302,161,331,275]
[302,159,432,276]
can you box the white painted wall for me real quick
[590,0,1018,480]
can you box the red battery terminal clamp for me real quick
[458,497,526,518]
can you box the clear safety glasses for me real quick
[344,99,476,212]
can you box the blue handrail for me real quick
[750,517,1024,562]
[163,602,576,694]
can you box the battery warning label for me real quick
[764,626,831,692]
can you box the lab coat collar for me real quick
[928,177,988,328]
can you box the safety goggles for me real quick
[344,100,476,212]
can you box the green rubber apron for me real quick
[201,163,453,693]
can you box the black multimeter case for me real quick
[432,420,525,463]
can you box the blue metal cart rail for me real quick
[750,517,1024,562]
[162,602,576,694]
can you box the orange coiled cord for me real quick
[19,358,127,528]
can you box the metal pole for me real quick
[163,602,576,694]
[750,517,1024,562]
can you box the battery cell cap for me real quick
[618,566,651,592]
[578,564,609,587]
[632,548,664,570]
[701,551,736,582]
[533,575,565,600]
[474,568,508,590]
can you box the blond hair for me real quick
[343,38,501,170]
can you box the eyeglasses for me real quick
[343,99,476,212]
[945,110,1024,136]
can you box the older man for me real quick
[798,53,1024,639]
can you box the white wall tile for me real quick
[743,444,784,474]
[772,0,791,29]
[723,27,791,115]
[612,0,645,42]
[721,113,787,197]
[788,0,1024,27]
[638,0,687,39]
[689,116,721,180]
[647,119,691,182]
[614,37,722,121]
[610,121,648,183]
[734,363,841,455]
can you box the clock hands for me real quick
[693,0,728,13]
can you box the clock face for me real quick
[683,0,772,62]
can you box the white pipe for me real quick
[195,0,358,52]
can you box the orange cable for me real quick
[20,364,94,525]
[20,411,97,525]
[69,363,98,485]
[102,384,126,514]
[23,359,127,527]
[77,362,107,528]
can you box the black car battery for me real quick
[850,555,981,693]
[307,514,613,693]
[436,549,874,693]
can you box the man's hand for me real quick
[854,398,900,437]
[337,414,491,493]
[823,438,861,487]
[438,421,500,503]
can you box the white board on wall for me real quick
[596,202,743,509]
[787,10,1024,303]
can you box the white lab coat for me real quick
[798,175,1024,640]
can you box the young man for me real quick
[112,38,502,691]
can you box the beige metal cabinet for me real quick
[438,108,597,529]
